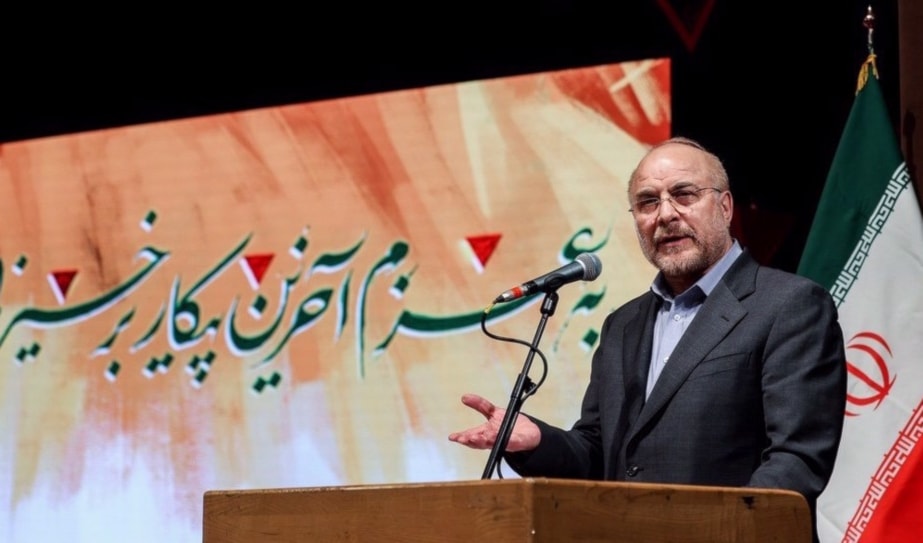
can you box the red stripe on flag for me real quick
[844,399,923,542]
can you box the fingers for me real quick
[449,393,542,453]
[460,393,496,418]
[448,394,500,449]
[448,425,495,449]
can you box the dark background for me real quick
[0,1,900,271]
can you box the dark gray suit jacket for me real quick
[507,250,846,534]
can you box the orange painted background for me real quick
[0,59,669,541]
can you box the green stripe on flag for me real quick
[797,55,906,294]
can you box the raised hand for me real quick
[448,393,541,452]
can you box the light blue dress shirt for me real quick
[646,241,743,399]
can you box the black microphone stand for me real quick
[481,290,559,479]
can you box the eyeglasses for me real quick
[628,187,722,215]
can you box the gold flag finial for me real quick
[856,6,879,95]
[863,5,876,54]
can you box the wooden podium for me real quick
[203,477,811,542]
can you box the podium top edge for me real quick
[202,477,807,503]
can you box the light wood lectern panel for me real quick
[203,477,810,542]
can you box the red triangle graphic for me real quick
[242,253,274,286]
[655,0,716,52]
[466,234,501,268]
[50,269,77,303]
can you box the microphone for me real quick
[493,252,602,303]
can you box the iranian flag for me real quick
[798,54,923,542]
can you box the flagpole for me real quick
[863,5,875,54]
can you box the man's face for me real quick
[628,143,733,291]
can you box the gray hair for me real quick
[628,136,730,193]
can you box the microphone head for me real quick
[575,252,602,281]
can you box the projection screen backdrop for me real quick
[0,58,670,542]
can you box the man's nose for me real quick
[657,196,682,219]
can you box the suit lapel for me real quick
[603,293,659,478]
[622,294,659,423]
[626,253,758,442]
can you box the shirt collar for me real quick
[651,240,743,301]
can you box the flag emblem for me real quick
[845,331,895,416]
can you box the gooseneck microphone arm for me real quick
[481,290,559,480]
[493,252,602,304]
